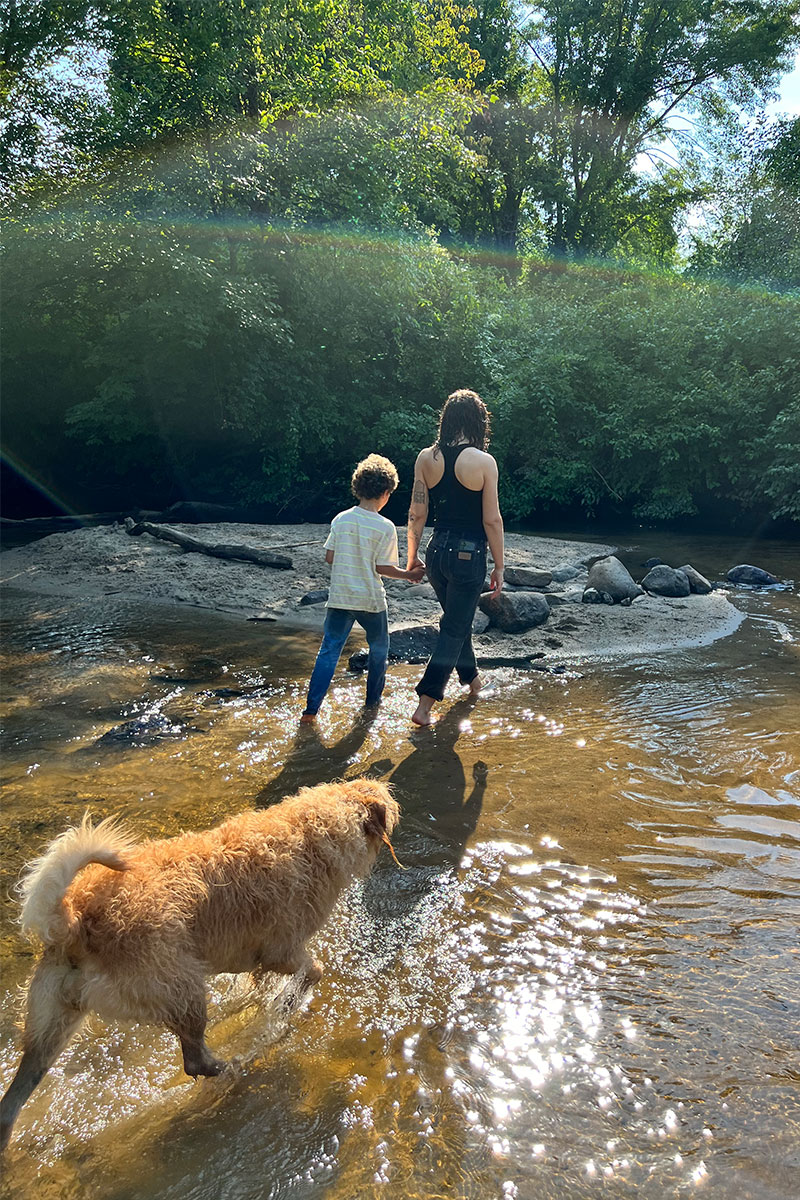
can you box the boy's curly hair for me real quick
[351,454,399,501]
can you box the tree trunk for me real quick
[124,519,293,569]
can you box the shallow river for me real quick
[1,529,799,1200]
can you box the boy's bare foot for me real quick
[411,697,436,727]
[468,674,484,696]
[299,713,317,725]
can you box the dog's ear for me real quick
[363,800,387,839]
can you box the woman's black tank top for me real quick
[430,444,485,538]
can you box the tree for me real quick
[0,0,103,187]
[690,116,800,290]
[463,0,800,254]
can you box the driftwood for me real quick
[124,518,293,569]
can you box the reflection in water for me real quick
[1,553,799,1200]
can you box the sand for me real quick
[0,522,745,665]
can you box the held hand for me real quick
[406,564,426,582]
[490,567,504,594]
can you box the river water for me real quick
[1,529,798,1199]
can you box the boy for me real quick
[301,454,423,722]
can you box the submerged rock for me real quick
[642,565,691,597]
[727,564,779,586]
[93,712,196,748]
[150,656,227,685]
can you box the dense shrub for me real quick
[2,217,798,525]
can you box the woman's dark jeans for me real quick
[416,531,487,702]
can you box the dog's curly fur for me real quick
[0,778,398,1149]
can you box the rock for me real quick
[550,563,584,583]
[504,565,552,588]
[727,564,779,586]
[348,648,369,672]
[544,592,568,608]
[582,588,603,604]
[389,625,439,662]
[406,582,436,599]
[479,590,550,632]
[642,565,691,597]
[579,551,616,569]
[93,712,195,748]
[562,587,585,603]
[151,656,226,684]
[642,557,663,569]
[585,556,642,603]
[347,624,441,670]
[299,588,328,606]
[678,564,713,594]
[472,610,490,634]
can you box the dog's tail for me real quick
[19,814,137,943]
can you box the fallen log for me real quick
[124,518,293,569]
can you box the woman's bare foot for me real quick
[411,697,437,726]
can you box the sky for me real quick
[770,52,800,115]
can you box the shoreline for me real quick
[0,522,747,665]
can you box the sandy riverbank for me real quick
[0,522,745,664]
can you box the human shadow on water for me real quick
[254,713,377,808]
[361,699,488,924]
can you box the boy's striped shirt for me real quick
[324,507,399,612]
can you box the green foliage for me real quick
[2,211,798,523]
[2,0,798,527]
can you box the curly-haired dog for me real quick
[0,778,399,1149]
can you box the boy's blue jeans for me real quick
[304,607,390,716]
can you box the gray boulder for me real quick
[642,565,691,597]
[582,588,602,604]
[727,564,779,586]
[479,589,550,632]
[472,609,490,634]
[389,625,439,661]
[405,582,436,599]
[348,624,439,671]
[504,565,552,588]
[586,556,642,603]
[299,588,328,606]
[642,557,663,569]
[678,564,713,594]
[550,563,584,583]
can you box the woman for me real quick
[406,389,505,726]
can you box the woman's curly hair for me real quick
[351,454,399,500]
[435,389,491,451]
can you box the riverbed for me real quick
[0,528,798,1200]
